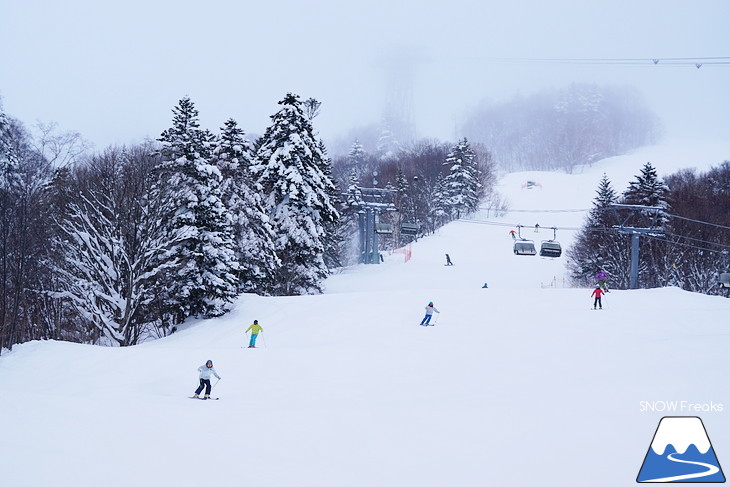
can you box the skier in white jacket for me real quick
[193,360,221,399]
[419,302,440,326]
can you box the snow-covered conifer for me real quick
[431,175,451,228]
[251,93,338,295]
[622,162,670,218]
[0,109,19,190]
[567,174,630,287]
[155,97,239,319]
[442,138,481,218]
[377,117,400,160]
[621,162,671,287]
[317,139,344,269]
[213,118,279,294]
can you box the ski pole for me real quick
[211,378,220,391]
[433,313,441,325]
[261,332,267,349]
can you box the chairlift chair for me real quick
[719,273,730,288]
[374,222,393,235]
[513,239,537,256]
[539,240,562,258]
[400,222,419,236]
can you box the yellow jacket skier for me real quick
[246,320,263,348]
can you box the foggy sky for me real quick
[1,0,728,154]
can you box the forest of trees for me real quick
[0,94,346,351]
[567,161,730,295]
[0,94,499,353]
[0,82,725,354]
[461,83,661,173]
[332,137,501,250]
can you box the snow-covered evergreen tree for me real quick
[376,117,400,160]
[567,174,630,287]
[622,162,670,217]
[0,109,20,189]
[155,97,239,319]
[346,139,367,182]
[392,167,411,246]
[213,118,279,294]
[431,175,451,228]
[442,138,481,218]
[349,139,366,165]
[620,161,671,288]
[317,139,343,269]
[251,93,338,295]
[345,172,363,208]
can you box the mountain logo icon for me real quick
[637,416,725,483]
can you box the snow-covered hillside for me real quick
[1,141,728,487]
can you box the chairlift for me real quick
[719,273,730,288]
[513,224,536,256]
[400,222,419,236]
[539,240,562,258]
[374,222,393,235]
[514,239,537,256]
[538,227,562,257]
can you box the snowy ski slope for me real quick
[0,140,729,487]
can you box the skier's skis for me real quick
[189,396,220,400]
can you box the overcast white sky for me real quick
[1,0,728,153]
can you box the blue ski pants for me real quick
[420,314,432,325]
[249,333,259,347]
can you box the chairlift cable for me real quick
[665,214,730,231]
[642,234,729,255]
[658,231,730,250]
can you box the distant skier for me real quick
[534,223,540,233]
[509,230,517,240]
[591,286,605,310]
[445,254,453,266]
[193,360,221,399]
[482,282,489,289]
[420,302,440,326]
[245,320,263,348]
[595,271,609,292]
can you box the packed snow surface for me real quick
[1,141,729,487]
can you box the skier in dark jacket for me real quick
[591,286,605,310]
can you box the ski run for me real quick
[1,140,729,487]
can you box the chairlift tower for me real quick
[350,186,397,264]
[608,204,665,289]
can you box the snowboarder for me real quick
[193,360,221,399]
[245,320,263,348]
[419,302,440,326]
[445,254,453,266]
[591,286,605,309]
[595,271,609,292]
[482,282,489,288]
[509,230,517,240]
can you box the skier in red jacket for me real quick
[591,285,605,309]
